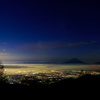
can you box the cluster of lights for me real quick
[4,68,100,85]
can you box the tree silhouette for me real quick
[0,60,7,84]
[0,60,4,76]
[81,69,83,74]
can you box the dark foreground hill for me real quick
[0,74,100,90]
[0,75,100,98]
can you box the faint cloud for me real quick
[87,53,97,55]
[62,43,79,47]
[78,42,89,45]
[63,42,88,47]
[2,42,8,45]
[21,44,53,50]
[91,41,97,43]
[0,53,10,56]
[90,53,97,55]
[19,41,92,51]
[97,50,100,52]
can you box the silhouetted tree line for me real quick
[0,60,7,85]
[20,74,100,89]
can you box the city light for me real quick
[3,66,100,85]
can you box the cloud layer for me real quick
[19,41,96,51]
[2,42,8,45]
[0,53,10,56]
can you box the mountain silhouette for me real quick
[63,58,87,64]
[95,62,100,64]
[22,62,57,64]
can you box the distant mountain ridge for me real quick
[62,58,87,64]
[95,62,100,64]
[16,58,88,64]
[21,62,57,64]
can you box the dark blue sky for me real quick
[0,0,100,63]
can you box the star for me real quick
[3,49,5,51]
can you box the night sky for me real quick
[0,0,100,64]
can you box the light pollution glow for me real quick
[3,64,100,75]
